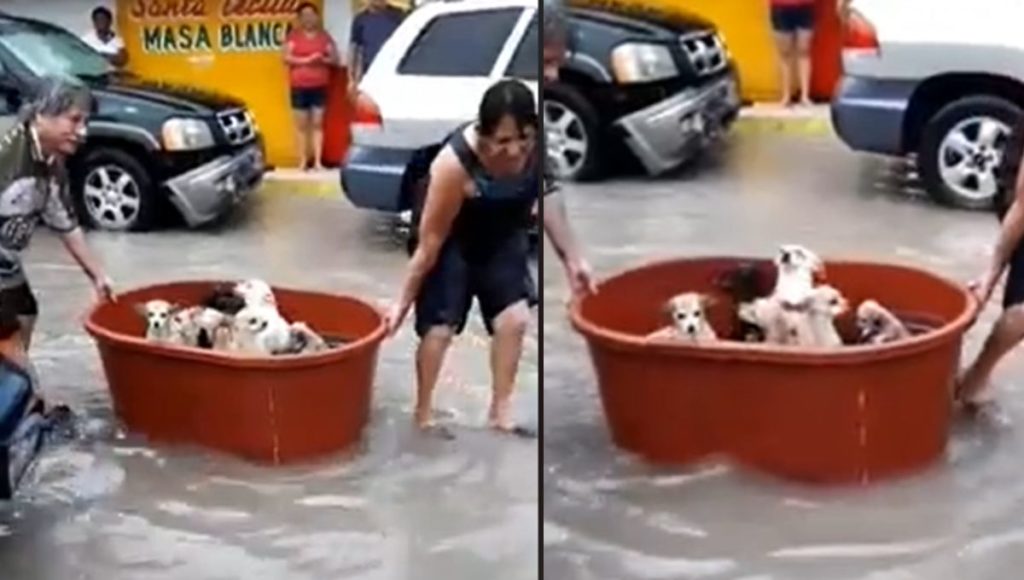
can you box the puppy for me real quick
[857,299,910,345]
[234,279,278,309]
[772,244,825,306]
[136,300,183,344]
[738,297,792,345]
[282,322,329,355]
[230,305,292,355]
[202,284,247,315]
[647,292,718,342]
[716,262,771,342]
[791,285,848,348]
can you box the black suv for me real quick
[0,15,266,231]
[546,4,741,181]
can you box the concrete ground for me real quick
[542,129,1024,580]
[0,188,538,579]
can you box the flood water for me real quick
[542,133,1023,579]
[0,191,539,579]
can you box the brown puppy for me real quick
[857,299,910,344]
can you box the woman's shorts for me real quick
[0,283,38,319]
[415,234,532,338]
[1004,243,1024,309]
[771,5,815,33]
[290,87,327,111]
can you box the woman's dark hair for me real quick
[477,79,538,138]
[297,1,319,14]
[91,6,113,21]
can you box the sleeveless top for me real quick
[411,123,538,260]
[287,29,332,89]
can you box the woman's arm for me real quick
[394,150,467,313]
[322,37,340,65]
[282,40,317,65]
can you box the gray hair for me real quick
[543,0,569,46]
[18,77,93,123]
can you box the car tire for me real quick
[918,95,1022,211]
[73,147,159,232]
[543,82,602,182]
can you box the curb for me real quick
[261,172,341,199]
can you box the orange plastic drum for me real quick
[84,281,386,465]
[570,258,977,485]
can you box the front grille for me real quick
[680,31,727,77]
[216,108,256,146]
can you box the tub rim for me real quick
[83,279,387,370]
[569,257,979,365]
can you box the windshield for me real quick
[0,25,113,79]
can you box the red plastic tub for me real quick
[84,281,386,465]
[570,258,978,485]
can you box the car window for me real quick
[506,16,538,80]
[398,8,524,77]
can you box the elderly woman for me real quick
[0,78,114,352]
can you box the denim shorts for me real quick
[414,233,532,337]
[290,87,327,111]
[771,5,815,33]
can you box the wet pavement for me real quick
[542,131,1024,579]
[0,190,538,579]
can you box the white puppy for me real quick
[772,244,825,306]
[791,285,848,348]
[234,279,278,309]
[136,300,183,344]
[230,305,292,355]
[647,292,718,343]
[738,296,792,345]
[857,299,910,344]
[284,322,329,354]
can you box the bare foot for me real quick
[487,420,537,439]
[954,368,996,411]
[799,96,813,107]
[779,95,792,107]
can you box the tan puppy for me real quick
[857,299,910,344]
[647,292,718,343]
[738,296,792,345]
[136,300,184,345]
[790,285,848,348]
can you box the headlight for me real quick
[611,42,678,83]
[716,32,732,60]
[161,118,214,151]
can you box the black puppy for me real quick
[715,262,771,342]
[194,285,247,348]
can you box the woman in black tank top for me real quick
[385,79,539,438]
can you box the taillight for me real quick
[844,10,879,52]
[352,92,382,128]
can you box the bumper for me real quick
[340,146,413,212]
[830,76,917,156]
[164,144,265,227]
[614,73,741,175]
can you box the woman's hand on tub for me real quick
[968,272,998,307]
[384,301,412,337]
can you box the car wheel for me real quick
[543,82,601,181]
[74,148,158,232]
[918,95,1022,210]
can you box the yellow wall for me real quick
[117,0,326,168]
[571,0,780,102]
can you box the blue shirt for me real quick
[350,6,405,74]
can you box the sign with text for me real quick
[124,0,311,54]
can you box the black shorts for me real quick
[771,5,815,32]
[415,234,532,337]
[1005,243,1024,309]
[290,87,327,111]
[0,284,38,319]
